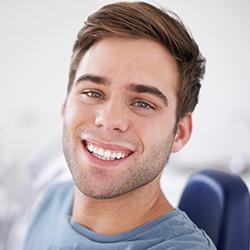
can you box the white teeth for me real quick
[111,152,117,159]
[104,150,111,158]
[86,143,127,161]
[88,144,94,152]
[116,152,122,159]
[98,148,104,156]
[93,147,98,154]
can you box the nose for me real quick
[95,99,130,133]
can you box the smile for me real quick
[84,141,132,161]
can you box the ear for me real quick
[171,112,193,153]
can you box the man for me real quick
[24,2,216,249]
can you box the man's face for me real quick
[62,37,180,199]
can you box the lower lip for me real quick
[82,143,130,167]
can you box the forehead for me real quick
[74,37,179,96]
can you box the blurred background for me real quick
[0,0,249,249]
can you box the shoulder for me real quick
[43,181,73,202]
[30,181,73,215]
[23,181,74,249]
[37,181,74,217]
[148,209,217,249]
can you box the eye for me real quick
[82,90,104,99]
[133,101,155,110]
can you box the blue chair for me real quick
[178,169,250,250]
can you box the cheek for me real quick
[64,99,94,128]
[138,117,176,150]
[140,116,175,137]
[133,119,166,146]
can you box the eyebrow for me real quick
[129,83,168,107]
[75,74,168,107]
[75,74,110,85]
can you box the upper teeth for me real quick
[86,143,126,161]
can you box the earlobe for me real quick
[171,113,193,153]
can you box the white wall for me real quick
[1,0,250,170]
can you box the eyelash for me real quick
[133,101,155,110]
[81,90,104,99]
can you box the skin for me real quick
[62,37,192,235]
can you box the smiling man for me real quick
[23,2,217,249]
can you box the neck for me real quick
[72,175,173,235]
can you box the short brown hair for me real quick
[68,1,205,120]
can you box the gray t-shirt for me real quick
[23,182,217,250]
